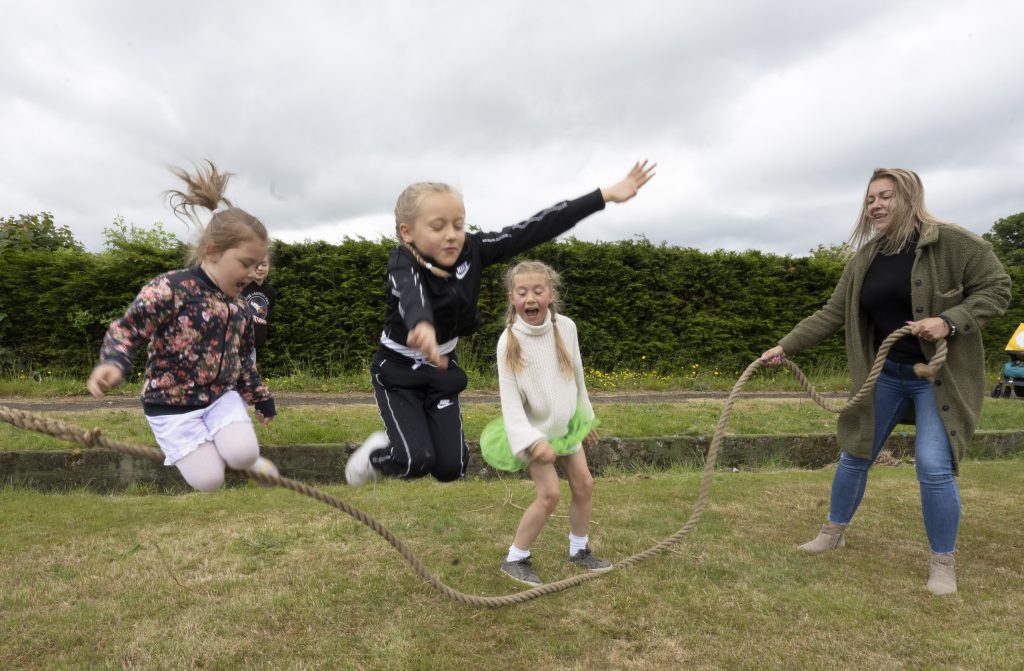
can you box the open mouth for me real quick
[525,307,540,318]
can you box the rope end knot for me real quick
[83,427,103,447]
[912,362,939,383]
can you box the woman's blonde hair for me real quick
[848,168,948,255]
[394,181,464,278]
[503,260,573,377]
[164,160,268,266]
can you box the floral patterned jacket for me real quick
[100,267,275,417]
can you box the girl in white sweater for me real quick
[481,261,609,586]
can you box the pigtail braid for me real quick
[549,308,574,377]
[402,240,451,278]
[503,303,524,373]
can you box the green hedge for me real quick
[1,217,1020,377]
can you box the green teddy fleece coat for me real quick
[779,224,1011,469]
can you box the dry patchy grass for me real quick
[2,460,1023,670]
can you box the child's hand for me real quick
[583,429,599,449]
[758,345,786,366]
[601,160,657,203]
[87,364,124,397]
[407,322,444,366]
[530,441,555,464]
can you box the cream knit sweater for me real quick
[496,312,594,461]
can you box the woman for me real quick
[761,168,1011,595]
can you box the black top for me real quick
[381,189,606,347]
[241,281,277,349]
[860,238,925,363]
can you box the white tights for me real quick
[174,421,260,491]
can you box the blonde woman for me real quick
[761,168,1010,595]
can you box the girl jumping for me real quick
[480,261,607,586]
[345,161,656,486]
[87,160,279,491]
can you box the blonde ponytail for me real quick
[164,160,267,267]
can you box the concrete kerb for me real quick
[3,431,1022,493]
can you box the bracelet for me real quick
[940,315,956,337]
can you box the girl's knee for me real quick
[568,471,594,498]
[220,444,259,471]
[179,467,225,492]
[213,422,260,470]
[536,487,560,514]
[408,453,437,477]
[432,464,462,482]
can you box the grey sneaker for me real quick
[569,547,612,572]
[345,431,388,486]
[500,557,542,586]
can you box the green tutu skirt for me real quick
[480,406,599,472]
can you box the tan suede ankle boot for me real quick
[926,552,957,595]
[797,524,846,554]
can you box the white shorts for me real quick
[145,391,252,466]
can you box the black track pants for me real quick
[368,347,469,482]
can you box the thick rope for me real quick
[0,326,945,607]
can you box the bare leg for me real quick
[512,461,560,552]
[560,449,594,537]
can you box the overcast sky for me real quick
[2,0,1022,256]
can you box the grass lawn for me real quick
[2,458,1023,670]
[0,363,861,397]
[1,398,1022,453]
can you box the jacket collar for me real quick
[865,223,937,255]
[916,222,940,248]
[188,266,228,297]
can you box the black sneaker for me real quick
[569,547,612,572]
[500,557,542,586]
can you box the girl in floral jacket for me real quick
[88,160,278,491]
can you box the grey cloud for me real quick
[0,0,1021,254]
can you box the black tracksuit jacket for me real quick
[381,189,605,346]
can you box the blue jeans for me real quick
[827,359,960,553]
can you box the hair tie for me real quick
[211,204,229,216]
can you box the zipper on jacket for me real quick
[214,302,232,381]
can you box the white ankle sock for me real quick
[569,533,588,557]
[506,544,531,563]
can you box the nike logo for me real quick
[455,261,470,280]
[437,399,453,410]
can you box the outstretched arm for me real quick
[601,160,657,203]
[476,159,658,267]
